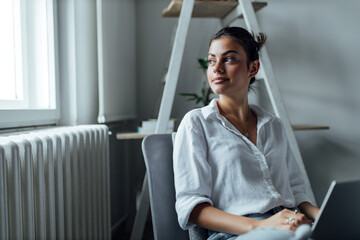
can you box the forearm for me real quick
[189,203,258,235]
[298,202,319,221]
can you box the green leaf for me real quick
[180,93,201,101]
[180,93,199,98]
[197,58,208,70]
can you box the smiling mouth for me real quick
[212,77,229,84]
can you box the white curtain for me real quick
[96,0,137,123]
[58,0,136,125]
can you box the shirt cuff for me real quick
[176,195,213,230]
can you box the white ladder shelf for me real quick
[131,1,317,239]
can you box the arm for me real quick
[279,120,316,209]
[189,203,257,235]
[173,114,214,230]
[298,202,319,221]
[190,203,313,234]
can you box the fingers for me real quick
[284,217,296,225]
[260,209,312,233]
[280,224,297,232]
[281,209,309,228]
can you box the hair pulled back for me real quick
[209,27,267,85]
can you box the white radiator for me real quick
[0,125,111,240]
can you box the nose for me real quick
[212,61,224,73]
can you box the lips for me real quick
[212,77,229,84]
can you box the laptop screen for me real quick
[311,180,360,239]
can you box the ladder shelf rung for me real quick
[292,125,330,131]
[162,0,267,18]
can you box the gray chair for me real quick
[142,134,208,240]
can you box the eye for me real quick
[208,59,216,65]
[225,57,235,63]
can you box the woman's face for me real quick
[207,37,258,98]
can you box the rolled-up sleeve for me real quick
[173,114,213,230]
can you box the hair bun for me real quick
[252,32,267,50]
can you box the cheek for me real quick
[207,68,221,93]
[207,68,212,83]
[230,66,246,78]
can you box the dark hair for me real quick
[209,27,267,85]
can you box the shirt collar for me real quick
[201,99,218,119]
[201,98,275,127]
[250,104,275,129]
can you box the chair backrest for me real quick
[142,134,208,240]
[142,134,189,240]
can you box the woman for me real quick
[173,27,319,240]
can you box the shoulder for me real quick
[178,99,218,134]
[251,104,286,133]
[174,108,208,151]
[178,108,205,134]
[182,107,204,121]
[177,99,219,136]
[181,99,218,124]
[265,114,286,133]
[251,104,279,124]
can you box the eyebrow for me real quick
[208,50,240,57]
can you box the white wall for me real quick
[257,0,360,203]
[136,0,360,204]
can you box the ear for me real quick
[248,60,260,79]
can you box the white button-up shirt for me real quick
[173,99,312,230]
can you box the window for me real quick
[0,0,24,109]
[0,0,58,128]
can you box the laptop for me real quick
[310,179,360,239]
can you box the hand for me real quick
[256,209,313,232]
[298,202,320,221]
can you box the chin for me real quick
[209,86,222,95]
[211,87,226,95]
[212,90,221,95]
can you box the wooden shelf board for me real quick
[116,132,148,140]
[117,125,329,140]
[292,125,330,131]
[162,0,267,18]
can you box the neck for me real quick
[217,95,251,122]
